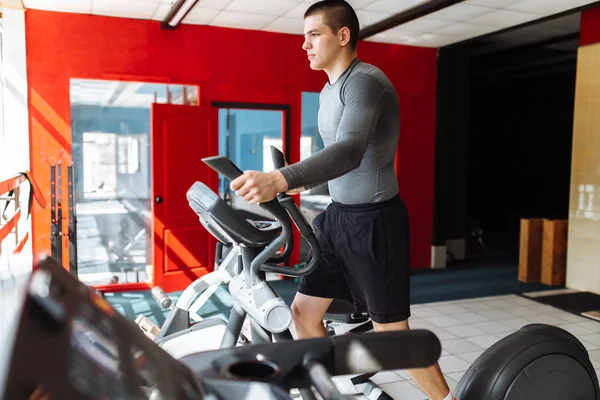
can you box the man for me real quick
[230,1,456,399]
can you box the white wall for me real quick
[565,44,600,296]
[0,8,33,266]
[1,9,30,177]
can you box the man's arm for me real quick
[278,73,384,190]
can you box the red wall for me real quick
[25,10,437,270]
[581,6,600,46]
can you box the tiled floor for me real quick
[332,294,600,400]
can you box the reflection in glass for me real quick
[70,79,198,286]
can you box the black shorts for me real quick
[298,194,411,324]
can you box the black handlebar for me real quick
[202,156,244,182]
[202,155,293,265]
[270,145,286,171]
[270,146,290,200]
[260,197,319,277]
[202,153,321,279]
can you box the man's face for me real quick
[302,13,341,70]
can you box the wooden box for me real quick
[541,219,568,286]
[519,218,544,283]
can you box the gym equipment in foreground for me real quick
[454,322,599,399]
[0,255,442,400]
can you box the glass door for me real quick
[70,79,197,288]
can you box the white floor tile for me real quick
[451,312,491,324]
[580,338,600,351]
[579,333,600,347]
[446,371,466,383]
[431,304,471,315]
[411,307,443,318]
[423,315,463,328]
[494,331,514,339]
[408,318,440,331]
[497,317,530,330]
[392,369,412,380]
[445,376,459,393]
[589,349,600,363]
[579,320,600,333]
[471,321,514,334]
[480,298,517,309]
[428,326,459,340]
[557,323,595,337]
[477,309,514,321]
[378,380,427,400]
[555,312,591,323]
[504,295,542,307]
[466,334,502,349]
[456,301,494,312]
[505,306,543,318]
[445,324,487,338]
[370,371,405,385]
[438,355,472,373]
[456,349,485,363]
[523,314,570,326]
[441,338,484,354]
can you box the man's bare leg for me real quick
[290,292,334,339]
[372,319,452,400]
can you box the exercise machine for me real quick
[0,254,442,400]
[5,254,598,400]
[454,323,599,399]
[146,148,370,356]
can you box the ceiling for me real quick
[20,0,599,48]
[465,11,582,86]
[468,10,582,56]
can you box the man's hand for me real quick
[286,187,305,195]
[230,170,289,204]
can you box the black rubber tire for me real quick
[455,323,600,400]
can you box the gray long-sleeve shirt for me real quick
[279,57,400,204]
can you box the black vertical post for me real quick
[50,165,59,260]
[56,163,63,265]
[68,165,78,277]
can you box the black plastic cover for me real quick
[187,182,279,247]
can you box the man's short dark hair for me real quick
[304,0,360,50]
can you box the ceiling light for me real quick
[161,0,200,29]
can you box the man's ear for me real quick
[339,27,351,47]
